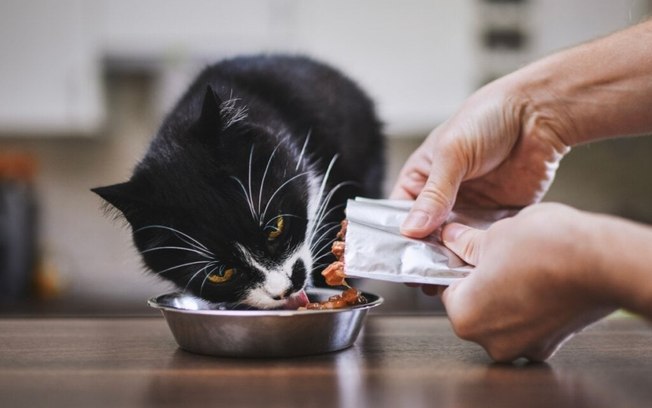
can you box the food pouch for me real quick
[343,198,516,286]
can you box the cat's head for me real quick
[93,86,321,309]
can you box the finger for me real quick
[441,279,479,342]
[440,279,461,307]
[440,280,463,330]
[441,223,484,266]
[390,184,417,200]
[390,151,430,200]
[400,151,465,238]
[421,284,445,296]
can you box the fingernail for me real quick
[442,223,468,243]
[402,210,430,231]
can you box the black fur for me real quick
[93,55,383,308]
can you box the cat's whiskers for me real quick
[231,176,257,220]
[311,250,338,266]
[136,225,211,251]
[262,213,304,231]
[174,235,211,256]
[309,221,339,249]
[136,225,215,261]
[308,182,357,251]
[295,130,312,171]
[257,143,282,224]
[199,264,222,297]
[228,297,248,310]
[230,176,257,221]
[141,246,214,259]
[309,222,342,254]
[310,203,345,239]
[319,203,346,233]
[310,219,338,239]
[307,155,338,241]
[183,261,219,293]
[313,261,336,272]
[260,171,311,225]
[247,145,259,221]
[301,155,338,261]
[312,181,356,232]
[155,260,213,276]
[314,155,338,217]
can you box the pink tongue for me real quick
[283,290,310,309]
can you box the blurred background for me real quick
[1,0,651,315]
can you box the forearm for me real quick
[511,19,652,146]
[589,213,652,319]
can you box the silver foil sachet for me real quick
[343,198,515,286]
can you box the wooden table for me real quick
[1,315,651,408]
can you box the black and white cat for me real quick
[93,55,383,309]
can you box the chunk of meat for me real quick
[331,241,345,260]
[336,220,348,241]
[321,261,346,286]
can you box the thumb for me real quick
[400,153,464,238]
[440,278,462,313]
[441,223,484,266]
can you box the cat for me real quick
[93,55,384,309]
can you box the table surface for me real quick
[1,315,651,408]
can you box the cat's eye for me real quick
[267,216,285,241]
[207,267,235,284]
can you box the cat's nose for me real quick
[272,288,292,301]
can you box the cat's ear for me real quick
[193,85,223,137]
[91,181,143,217]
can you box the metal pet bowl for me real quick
[148,288,383,358]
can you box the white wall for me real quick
[0,0,104,134]
[0,0,477,138]
[98,0,477,137]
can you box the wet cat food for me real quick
[302,287,366,310]
[300,220,367,310]
[322,261,345,286]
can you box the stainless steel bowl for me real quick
[148,288,383,357]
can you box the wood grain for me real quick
[0,316,651,408]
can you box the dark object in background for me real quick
[0,154,38,302]
[483,28,526,50]
[483,0,527,4]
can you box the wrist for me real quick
[517,205,612,308]
[504,20,652,147]
[504,59,578,150]
[589,214,652,317]
[568,211,620,306]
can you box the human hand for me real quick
[440,203,615,362]
[390,76,571,238]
